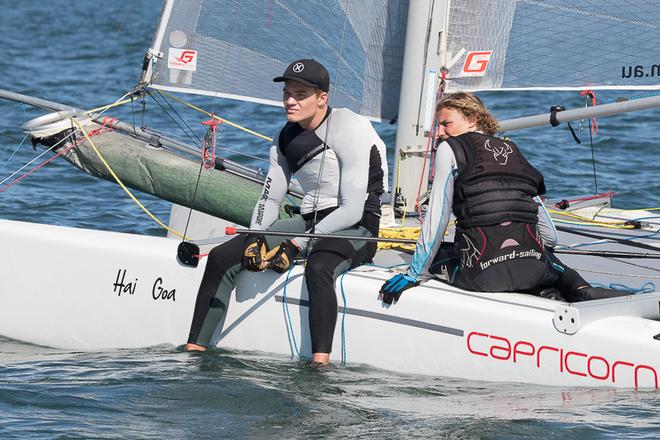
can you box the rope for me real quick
[578,90,598,135]
[548,211,637,229]
[83,97,134,116]
[0,130,79,192]
[0,141,74,193]
[201,114,222,170]
[590,281,655,294]
[378,227,420,251]
[150,91,201,144]
[575,266,660,280]
[413,69,447,220]
[157,91,273,142]
[305,1,352,254]
[71,118,189,240]
[339,271,348,366]
[0,133,29,170]
[282,264,300,358]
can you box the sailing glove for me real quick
[243,234,269,271]
[265,240,300,273]
[380,273,420,305]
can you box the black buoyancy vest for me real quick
[446,132,546,228]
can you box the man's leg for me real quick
[185,236,245,350]
[548,252,630,301]
[304,224,376,365]
[185,215,306,351]
[262,215,307,249]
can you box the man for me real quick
[379,91,628,304]
[185,59,388,366]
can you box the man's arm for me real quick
[250,143,291,231]
[292,112,378,249]
[407,141,456,278]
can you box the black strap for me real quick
[550,105,581,144]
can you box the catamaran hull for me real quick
[0,218,658,388]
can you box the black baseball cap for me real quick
[273,59,330,92]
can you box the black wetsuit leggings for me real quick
[545,252,630,301]
[187,213,378,353]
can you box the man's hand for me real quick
[243,235,268,271]
[379,273,420,305]
[264,240,300,273]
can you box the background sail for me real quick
[446,0,660,91]
[147,0,408,121]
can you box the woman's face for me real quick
[437,107,477,140]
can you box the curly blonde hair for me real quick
[437,92,500,135]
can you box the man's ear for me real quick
[317,91,328,107]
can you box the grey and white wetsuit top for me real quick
[250,107,388,249]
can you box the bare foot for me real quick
[311,352,330,367]
[183,343,207,352]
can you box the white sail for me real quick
[145,0,409,121]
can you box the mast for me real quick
[140,0,174,87]
[392,0,449,214]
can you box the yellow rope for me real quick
[623,206,660,212]
[157,91,274,142]
[551,210,636,228]
[546,208,635,228]
[71,118,189,240]
[551,217,635,229]
[83,98,134,115]
[378,227,420,251]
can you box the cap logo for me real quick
[292,62,305,73]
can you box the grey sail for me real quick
[146,0,409,121]
[444,0,660,91]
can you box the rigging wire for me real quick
[0,133,77,193]
[150,91,201,144]
[305,0,352,256]
[156,91,273,142]
[0,133,29,170]
[579,90,599,194]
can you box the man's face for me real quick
[437,107,477,140]
[282,80,327,127]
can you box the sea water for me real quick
[0,1,658,438]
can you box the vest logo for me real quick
[461,51,492,77]
[459,234,481,269]
[484,139,514,165]
[168,48,198,71]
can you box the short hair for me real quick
[437,92,500,135]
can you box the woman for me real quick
[380,92,628,304]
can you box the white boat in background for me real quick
[0,0,659,388]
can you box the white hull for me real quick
[1,218,659,388]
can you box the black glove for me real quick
[243,234,268,271]
[265,240,300,273]
[379,273,420,305]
